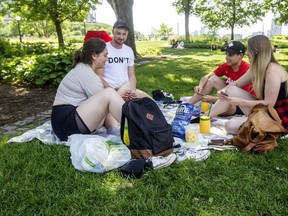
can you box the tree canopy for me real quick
[106,0,138,57]
[4,0,101,47]
[172,0,197,41]
[152,23,173,40]
[195,0,267,40]
[265,0,288,25]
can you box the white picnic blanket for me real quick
[6,100,241,173]
[7,120,118,146]
[158,101,235,151]
[8,101,235,148]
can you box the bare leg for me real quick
[209,99,232,117]
[225,116,247,135]
[219,86,257,134]
[76,88,124,132]
[210,86,256,118]
[105,112,121,135]
[117,81,133,98]
[188,75,226,104]
[117,81,151,99]
[220,105,237,116]
[105,112,120,129]
[226,86,257,115]
[134,89,151,98]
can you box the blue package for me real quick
[171,103,194,140]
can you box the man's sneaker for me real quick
[176,148,210,162]
[147,153,177,170]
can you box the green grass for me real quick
[1,44,288,215]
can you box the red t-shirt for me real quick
[214,61,254,94]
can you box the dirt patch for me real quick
[0,80,57,126]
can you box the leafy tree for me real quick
[196,0,267,40]
[172,0,197,41]
[106,0,138,57]
[155,23,173,40]
[19,20,56,37]
[3,0,100,47]
[265,0,288,24]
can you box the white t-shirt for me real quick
[55,63,104,106]
[103,42,134,89]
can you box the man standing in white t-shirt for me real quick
[98,19,150,101]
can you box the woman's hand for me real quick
[217,90,228,100]
[217,90,240,106]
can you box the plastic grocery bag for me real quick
[68,134,131,173]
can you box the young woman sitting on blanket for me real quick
[209,35,288,135]
[51,38,125,141]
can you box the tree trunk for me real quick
[107,0,140,58]
[184,3,190,41]
[55,20,64,47]
[230,24,234,40]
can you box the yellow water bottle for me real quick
[123,125,130,146]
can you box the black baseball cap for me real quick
[113,20,129,31]
[226,41,245,55]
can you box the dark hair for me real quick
[72,38,106,68]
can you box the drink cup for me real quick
[201,101,210,113]
[200,115,211,134]
[185,124,198,143]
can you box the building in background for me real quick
[269,18,282,37]
[87,9,97,23]
[252,31,263,36]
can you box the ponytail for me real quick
[71,38,106,68]
[72,51,82,68]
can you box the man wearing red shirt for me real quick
[188,41,252,116]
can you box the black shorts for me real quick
[234,106,244,115]
[51,105,90,141]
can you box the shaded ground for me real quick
[0,80,57,126]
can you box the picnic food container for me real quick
[200,116,211,134]
[185,124,198,143]
[201,101,210,112]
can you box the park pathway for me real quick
[0,109,51,137]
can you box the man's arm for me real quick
[127,65,137,89]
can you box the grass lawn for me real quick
[1,42,288,215]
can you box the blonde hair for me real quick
[248,35,278,99]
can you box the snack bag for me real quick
[171,103,194,140]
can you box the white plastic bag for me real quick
[68,134,131,173]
